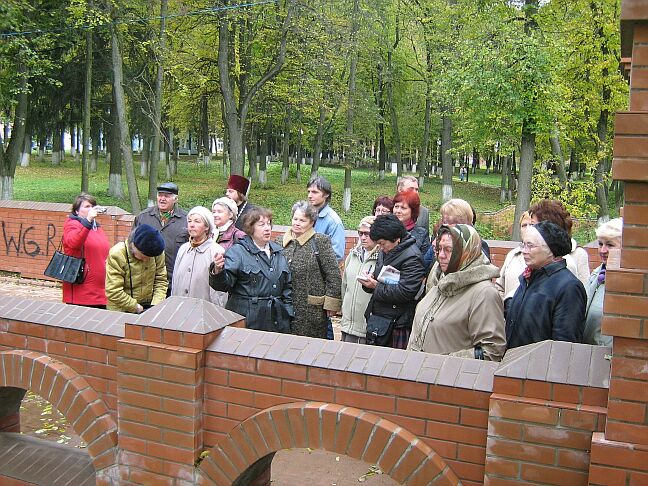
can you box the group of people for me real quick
[61,173,619,361]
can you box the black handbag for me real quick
[366,314,395,347]
[44,239,86,284]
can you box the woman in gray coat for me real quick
[210,207,294,333]
[278,201,341,339]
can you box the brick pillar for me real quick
[114,297,244,485]
[589,12,648,485]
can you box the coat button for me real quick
[393,305,397,309]
[270,267,274,271]
[273,284,277,288]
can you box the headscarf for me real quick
[436,224,483,274]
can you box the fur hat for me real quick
[212,197,239,220]
[533,221,572,257]
[131,224,165,257]
[187,206,216,239]
[227,175,251,197]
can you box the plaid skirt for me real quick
[392,327,411,349]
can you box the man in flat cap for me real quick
[133,182,188,292]
[225,175,256,230]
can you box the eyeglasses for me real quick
[358,231,370,237]
[519,242,539,251]
[374,207,391,215]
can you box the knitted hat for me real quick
[131,224,165,257]
[212,197,239,220]
[157,182,179,195]
[187,206,216,239]
[227,175,251,197]
[533,221,572,257]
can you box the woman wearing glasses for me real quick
[505,221,586,348]
[340,216,379,343]
[408,224,505,360]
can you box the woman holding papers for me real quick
[360,214,426,348]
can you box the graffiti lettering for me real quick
[1,221,58,258]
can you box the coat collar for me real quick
[282,227,316,247]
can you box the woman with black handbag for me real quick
[62,193,111,308]
[361,214,426,348]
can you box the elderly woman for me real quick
[408,225,505,360]
[528,199,590,285]
[210,207,293,333]
[495,211,534,301]
[212,197,246,251]
[277,201,341,339]
[361,214,426,348]
[172,206,226,305]
[62,193,111,308]
[392,189,430,256]
[105,224,167,313]
[423,198,490,270]
[506,221,586,348]
[583,218,622,346]
[340,216,379,344]
[372,195,394,216]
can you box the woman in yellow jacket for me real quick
[105,224,168,313]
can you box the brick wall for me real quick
[0,295,613,485]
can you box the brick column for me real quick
[589,11,648,485]
[114,297,244,485]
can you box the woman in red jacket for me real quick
[62,193,111,308]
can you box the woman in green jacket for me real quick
[105,224,168,313]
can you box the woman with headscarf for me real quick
[361,214,426,348]
[408,224,506,360]
[172,206,226,305]
[583,218,622,346]
[212,197,246,251]
[277,201,342,339]
[505,221,587,349]
[340,216,379,344]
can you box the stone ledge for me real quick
[208,326,500,391]
[495,341,610,389]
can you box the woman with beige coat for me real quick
[408,224,506,360]
[340,216,379,344]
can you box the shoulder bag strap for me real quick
[124,245,133,298]
[310,237,325,279]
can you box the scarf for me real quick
[523,257,564,282]
[436,224,483,274]
[404,219,416,231]
[160,209,173,226]
[189,235,208,248]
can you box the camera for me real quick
[94,206,108,214]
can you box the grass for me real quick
[13,154,603,243]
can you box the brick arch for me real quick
[199,401,461,486]
[0,350,117,471]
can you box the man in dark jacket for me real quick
[132,182,188,292]
[505,221,586,349]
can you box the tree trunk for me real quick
[140,133,150,177]
[20,127,31,167]
[218,0,293,176]
[246,125,258,181]
[107,97,125,199]
[377,62,387,181]
[387,50,401,177]
[500,155,509,204]
[200,92,210,165]
[259,116,270,185]
[311,105,325,179]
[147,0,167,207]
[0,63,28,199]
[90,121,100,173]
[81,15,93,192]
[343,166,352,212]
[281,114,291,184]
[420,85,431,188]
[111,23,140,213]
[549,123,567,187]
[512,124,535,241]
[441,114,453,201]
